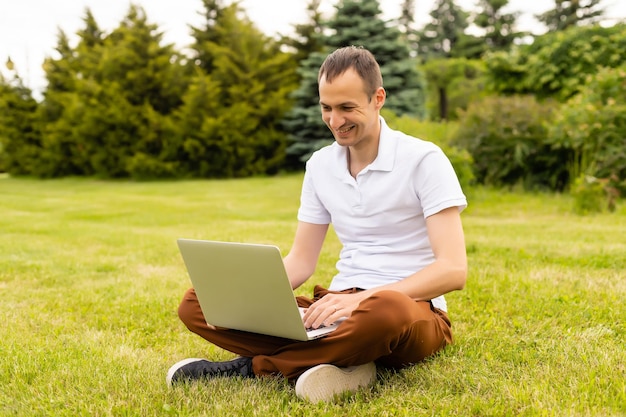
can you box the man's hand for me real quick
[302,291,371,329]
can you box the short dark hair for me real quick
[318,46,383,98]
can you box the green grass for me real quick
[0,175,624,416]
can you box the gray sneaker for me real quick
[295,362,376,403]
[166,356,254,386]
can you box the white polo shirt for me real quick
[297,117,467,312]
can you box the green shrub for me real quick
[485,24,626,101]
[451,95,566,190]
[571,174,618,215]
[548,66,626,196]
[383,111,475,190]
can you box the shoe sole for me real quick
[295,362,376,403]
[166,358,203,387]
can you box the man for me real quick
[167,46,467,403]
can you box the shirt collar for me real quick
[331,116,396,179]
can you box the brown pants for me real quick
[178,285,453,381]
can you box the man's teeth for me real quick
[338,126,353,133]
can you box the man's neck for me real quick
[347,136,380,178]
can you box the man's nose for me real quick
[328,110,345,129]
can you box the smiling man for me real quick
[167,46,468,403]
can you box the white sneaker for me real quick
[295,362,376,403]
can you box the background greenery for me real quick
[1,175,624,416]
[0,0,624,199]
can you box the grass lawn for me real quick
[0,174,624,416]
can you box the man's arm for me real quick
[303,206,467,329]
[283,221,329,290]
[382,205,467,299]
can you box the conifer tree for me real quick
[178,0,297,177]
[281,0,326,64]
[473,0,523,51]
[0,75,40,175]
[397,0,419,53]
[537,0,604,32]
[39,5,187,178]
[37,9,107,176]
[416,0,469,59]
[282,51,329,168]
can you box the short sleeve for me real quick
[297,160,332,225]
[414,147,467,218]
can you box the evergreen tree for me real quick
[473,0,523,51]
[42,30,77,95]
[39,5,187,178]
[189,0,228,75]
[37,10,107,176]
[178,0,297,177]
[281,0,330,169]
[397,0,419,53]
[398,0,416,33]
[281,0,326,64]
[282,51,329,168]
[94,5,187,178]
[39,11,102,125]
[416,0,469,60]
[537,0,604,32]
[0,75,40,175]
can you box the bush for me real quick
[548,66,626,196]
[485,24,626,101]
[451,95,567,190]
[571,174,618,215]
[383,110,475,190]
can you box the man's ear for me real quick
[375,87,386,110]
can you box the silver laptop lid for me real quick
[177,239,312,341]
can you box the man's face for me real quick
[318,68,385,150]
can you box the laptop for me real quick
[176,239,343,341]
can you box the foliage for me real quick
[548,66,626,195]
[2,2,296,179]
[178,0,298,178]
[416,0,469,60]
[25,6,189,178]
[4,2,625,183]
[396,0,419,52]
[280,0,326,64]
[0,76,39,174]
[282,52,331,169]
[473,0,524,51]
[382,110,475,190]
[452,95,567,190]
[485,24,626,101]
[536,0,604,32]
[421,58,486,120]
